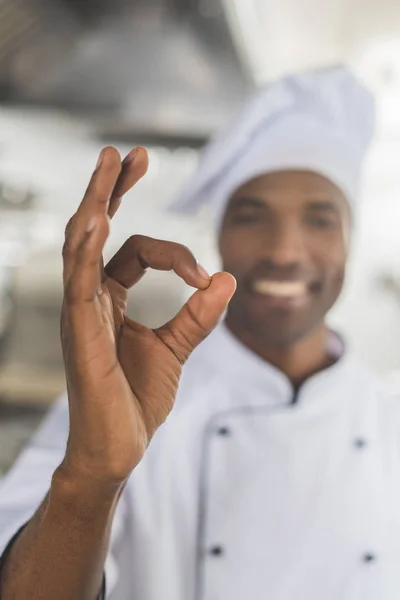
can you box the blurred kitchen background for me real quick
[1,0,400,474]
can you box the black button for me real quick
[362,553,376,563]
[354,438,367,449]
[209,545,224,556]
[217,427,230,436]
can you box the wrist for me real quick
[51,462,125,520]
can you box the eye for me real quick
[229,210,266,226]
[306,215,338,229]
[232,214,258,224]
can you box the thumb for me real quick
[155,272,236,365]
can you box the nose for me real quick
[263,222,308,266]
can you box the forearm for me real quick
[0,465,123,600]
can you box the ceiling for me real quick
[225,0,400,135]
[1,0,400,141]
[0,0,252,143]
[224,0,400,81]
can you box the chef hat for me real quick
[170,65,375,229]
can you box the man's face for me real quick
[219,170,351,348]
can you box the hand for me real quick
[60,146,236,486]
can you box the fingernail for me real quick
[96,150,104,169]
[122,148,138,164]
[87,216,97,232]
[197,263,210,279]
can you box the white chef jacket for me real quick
[1,324,400,600]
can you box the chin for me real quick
[232,303,324,350]
[252,323,315,349]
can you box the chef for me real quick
[1,64,400,600]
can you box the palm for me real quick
[102,275,182,445]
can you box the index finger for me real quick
[66,146,122,253]
[63,147,121,286]
[104,235,211,290]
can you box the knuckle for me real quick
[60,321,70,344]
[62,240,73,258]
[126,235,152,266]
[186,302,210,334]
[102,214,111,234]
[64,215,75,238]
[77,251,99,272]
[127,234,146,248]
[156,325,194,366]
[176,242,195,260]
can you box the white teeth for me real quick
[252,280,307,297]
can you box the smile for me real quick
[252,280,308,298]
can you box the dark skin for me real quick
[0,161,350,599]
[219,170,351,388]
[0,146,236,600]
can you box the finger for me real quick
[67,147,121,252]
[63,147,121,286]
[64,214,110,331]
[64,147,149,284]
[155,272,236,365]
[108,147,149,219]
[104,235,211,290]
[95,147,149,279]
[66,147,148,235]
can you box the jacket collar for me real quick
[195,323,363,409]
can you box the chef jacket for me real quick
[1,324,400,600]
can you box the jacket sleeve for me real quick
[0,396,70,554]
[0,395,129,599]
[0,393,198,600]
